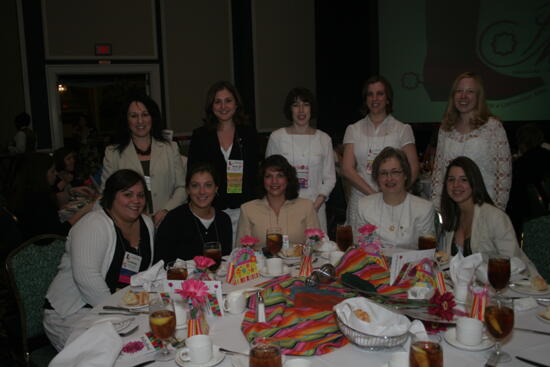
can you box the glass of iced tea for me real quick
[409,334,443,367]
[249,339,282,367]
[487,254,510,297]
[203,241,222,272]
[149,297,176,361]
[418,234,437,250]
[166,260,188,280]
[485,298,514,363]
[335,224,353,252]
[266,227,283,256]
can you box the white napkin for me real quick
[475,256,526,284]
[49,322,122,367]
[130,260,165,291]
[450,253,483,287]
[513,297,538,312]
[316,239,337,252]
[334,297,426,337]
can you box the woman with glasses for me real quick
[431,72,511,210]
[357,147,435,249]
[342,76,419,241]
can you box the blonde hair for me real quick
[441,72,496,131]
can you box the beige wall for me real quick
[42,0,157,60]
[0,0,25,151]
[252,0,316,132]
[162,0,233,136]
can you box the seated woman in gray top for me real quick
[43,169,154,351]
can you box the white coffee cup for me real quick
[388,351,408,367]
[329,250,344,265]
[266,258,284,275]
[285,358,311,367]
[223,291,246,314]
[456,316,483,346]
[181,334,213,364]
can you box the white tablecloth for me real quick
[67,274,550,367]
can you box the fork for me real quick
[118,325,139,337]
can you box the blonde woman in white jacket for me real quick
[440,156,547,291]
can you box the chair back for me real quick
[5,234,65,361]
[522,215,550,282]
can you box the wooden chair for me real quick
[5,234,66,366]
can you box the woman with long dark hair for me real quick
[187,81,259,239]
[440,156,546,290]
[101,94,186,226]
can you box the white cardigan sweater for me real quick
[46,209,154,317]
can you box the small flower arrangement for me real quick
[175,279,210,336]
[240,235,260,247]
[304,228,324,243]
[189,256,215,280]
[427,291,456,321]
[357,223,382,252]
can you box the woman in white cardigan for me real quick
[265,87,335,232]
[440,156,547,290]
[102,95,186,226]
[43,170,155,351]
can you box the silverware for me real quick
[118,325,139,337]
[219,347,249,356]
[99,312,148,316]
[103,305,147,313]
[514,328,550,336]
[130,360,155,367]
[515,356,550,367]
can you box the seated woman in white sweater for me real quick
[43,169,154,351]
[440,156,547,290]
[357,147,435,249]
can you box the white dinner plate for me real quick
[118,300,149,310]
[260,266,291,278]
[279,254,301,264]
[175,345,225,367]
[444,328,494,351]
[536,312,550,323]
[92,316,134,332]
[509,282,550,296]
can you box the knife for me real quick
[515,356,550,367]
[514,328,550,336]
[130,360,155,367]
[102,306,148,314]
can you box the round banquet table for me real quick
[66,273,550,367]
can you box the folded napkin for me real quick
[50,321,122,367]
[450,253,483,286]
[334,297,425,337]
[316,239,337,252]
[475,256,526,284]
[513,297,538,312]
[130,260,165,291]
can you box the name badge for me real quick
[366,148,382,175]
[227,159,244,194]
[295,165,309,189]
[282,234,290,248]
[144,175,152,191]
[119,251,142,284]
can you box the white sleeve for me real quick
[343,123,356,145]
[101,146,118,193]
[431,128,446,209]
[399,124,415,147]
[14,131,26,153]
[416,199,436,237]
[265,131,279,157]
[317,133,336,198]
[490,120,512,210]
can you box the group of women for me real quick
[41,72,546,351]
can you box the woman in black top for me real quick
[187,81,259,238]
[155,163,232,263]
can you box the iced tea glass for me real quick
[487,254,510,298]
[335,224,353,252]
[266,227,283,256]
[418,234,437,250]
[166,260,188,280]
[149,297,176,361]
[249,339,282,367]
[485,298,514,363]
[203,241,222,272]
[409,334,443,367]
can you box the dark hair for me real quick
[203,81,248,129]
[14,112,31,130]
[360,75,394,116]
[53,147,76,172]
[371,147,412,189]
[259,155,299,200]
[114,94,167,153]
[441,72,495,131]
[441,156,494,231]
[100,169,147,210]
[516,123,544,154]
[185,162,220,188]
[283,87,318,122]
[11,153,55,212]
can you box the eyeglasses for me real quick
[378,170,403,178]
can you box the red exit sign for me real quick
[95,43,112,56]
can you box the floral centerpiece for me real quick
[240,235,260,248]
[188,256,215,280]
[357,224,381,253]
[175,279,210,336]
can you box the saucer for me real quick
[260,266,291,278]
[536,313,550,323]
[509,282,550,296]
[176,345,225,367]
[444,328,494,351]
